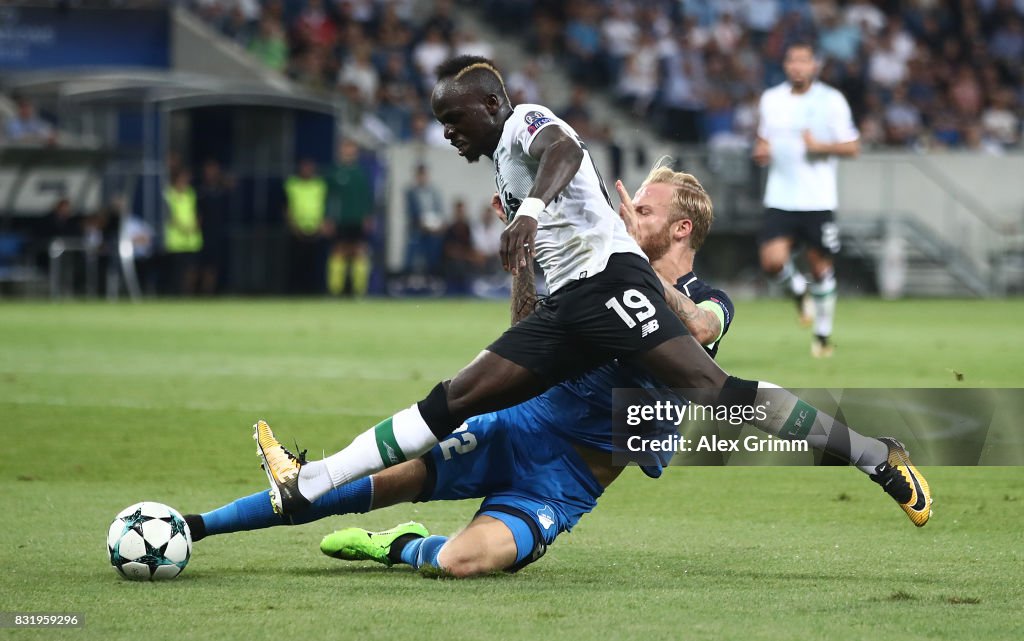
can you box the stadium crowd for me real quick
[192,0,1023,152]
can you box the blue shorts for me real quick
[418,404,605,571]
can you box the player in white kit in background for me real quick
[753,42,859,358]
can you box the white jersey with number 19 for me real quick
[493,103,645,294]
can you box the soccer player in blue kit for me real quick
[245,56,932,576]
[186,164,735,576]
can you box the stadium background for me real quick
[1,2,1023,640]
[1,0,1022,298]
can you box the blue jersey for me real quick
[526,271,734,477]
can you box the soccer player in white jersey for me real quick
[252,57,932,559]
[753,42,860,358]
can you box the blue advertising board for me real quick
[0,6,169,69]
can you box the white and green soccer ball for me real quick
[107,502,192,581]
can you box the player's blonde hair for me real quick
[639,157,714,250]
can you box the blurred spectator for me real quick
[602,2,638,79]
[818,9,861,64]
[326,140,374,297]
[949,64,984,119]
[294,0,337,50]
[560,85,596,139]
[506,61,543,105]
[284,159,328,295]
[196,159,233,296]
[338,43,379,105]
[732,89,761,140]
[404,164,444,276]
[41,198,79,240]
[712,11,743,51]
[989,15,1024,64]
[564,2,607,86]
[87,196,154,298]
[867,29,910,89]
[413,27,451,91]
[929,99,963,148]
[963,122,1004,155]
[288,45,333,91]
[529,8,564,64]
[193,0,1024,153]
[981,88,1021,148]
[163,168,203,296]
[5,95,55,145]
[704,89,736,141]
[844,0,886,36]
[408,111,448,147]
[441,199,476,295]
[470,201,503,278]
[454,30,494,59]
[35,197,83,292]
[659,32,707,143]
[248,15,288,72]
[377,52,419,139]
[113,196,157,295]
[423,0,457,41]
[884,85,922,147]
[616,30,659,116]
[741,0,782,45]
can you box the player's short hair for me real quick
[639,157,713,251]
[435,55,510,102]
[785,40,817,57]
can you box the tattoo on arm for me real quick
[658,275,721,346]
[511,260,538,325]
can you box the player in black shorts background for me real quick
[753,42,860,357]
[253,56,932,543]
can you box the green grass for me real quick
[1,299,1022,640]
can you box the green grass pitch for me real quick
[1,298,1022,640]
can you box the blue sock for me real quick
[201,490,283,536]
[398,534,448,571]
[287,477,373,525]
[200,477,374,536]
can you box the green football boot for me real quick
[320,522,429,567]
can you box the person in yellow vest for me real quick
[284,158,329,295]
[164,168,202,295]
[325,139,374,297]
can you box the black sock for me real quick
[184,514,206,543]
[387,533,423,565]
[417,381,457,439]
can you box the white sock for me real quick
[810,270,837,338]
[298,404,439,503]
[775,260,807,296]
[791,271,808,297]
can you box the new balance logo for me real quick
[641,319,660,337]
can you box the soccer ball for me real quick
[107,501,192,581]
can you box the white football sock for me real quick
[297,404,439,503]
[810,270,837,338]
[775,260,807,296]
